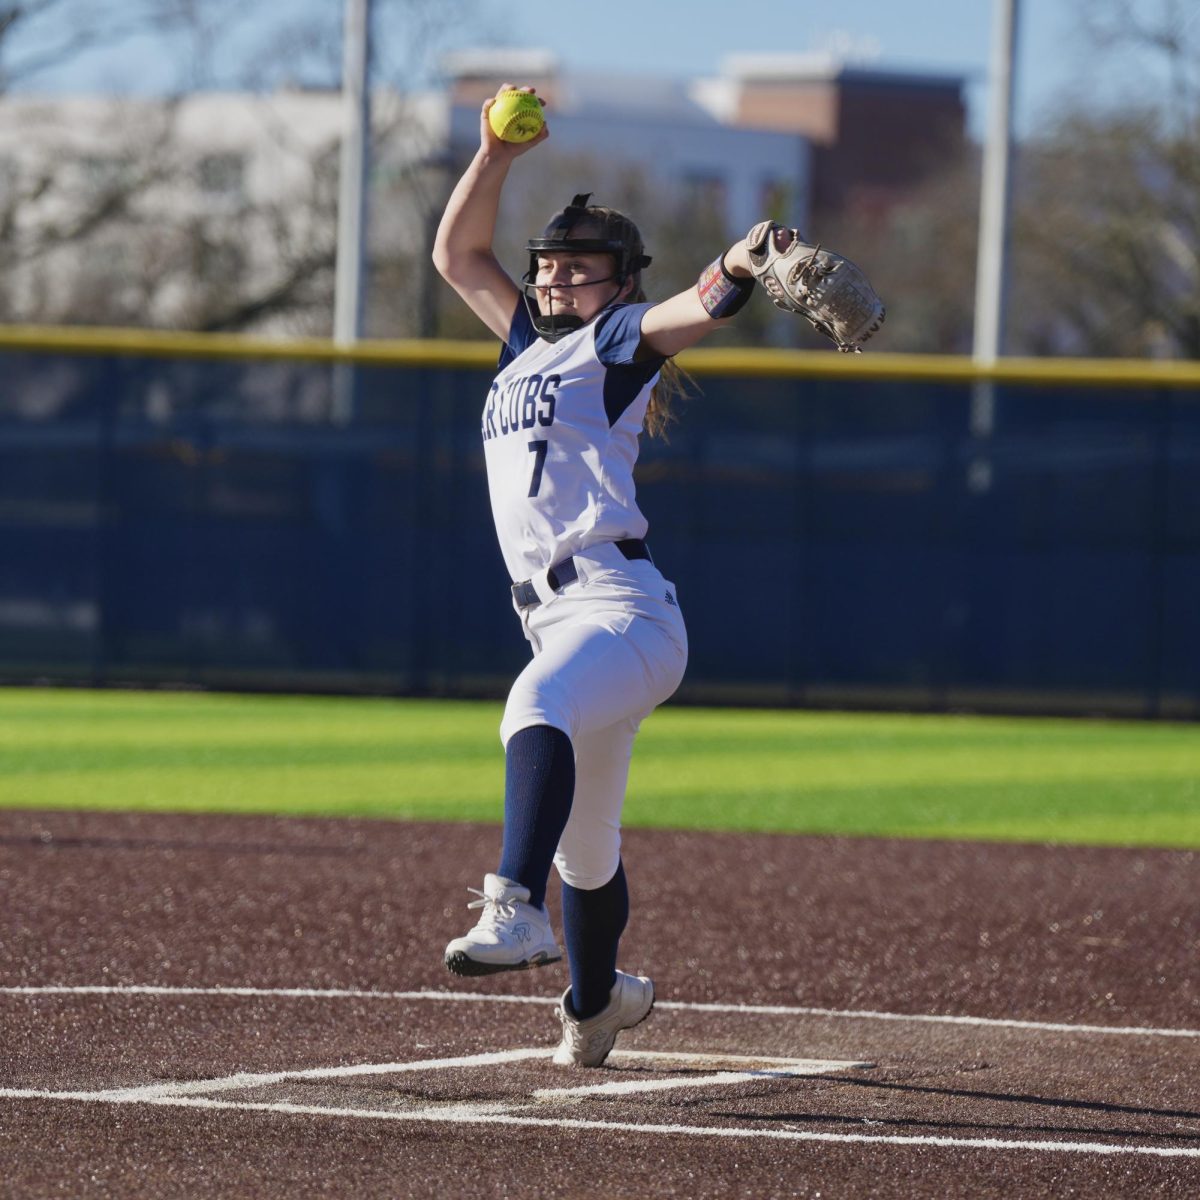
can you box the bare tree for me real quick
[0,0,482,336]
[1006,1,1200,357]
[1078,0,1199,119]
[0,1,204,90]
[1010,108,1199,357]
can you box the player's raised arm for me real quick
[431,85,548,341]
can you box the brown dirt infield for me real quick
[2,808,1198,1198]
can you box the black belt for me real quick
[511,539,651,610]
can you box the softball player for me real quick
[433,84,765,1068]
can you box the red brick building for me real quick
[697,54,967,227]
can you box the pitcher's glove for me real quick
[745,221,885,352]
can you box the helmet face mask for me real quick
[522,193,652,342]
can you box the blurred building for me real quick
[693,53,967,227]
[0,50,963,334]
[447,49,967,234]
[442,49,811,237]
[0,90,365,330]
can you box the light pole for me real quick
[973,0,1020,370]
[969,0,1020,489]
[334,0,372,348]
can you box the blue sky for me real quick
[7,0,1179,141]
[478,0,1079,138]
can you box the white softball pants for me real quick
[499,543,688,891]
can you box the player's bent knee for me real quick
[553,845,621,891]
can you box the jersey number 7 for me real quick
[527,439,548,497]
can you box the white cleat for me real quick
[444,874,562,977]
[552,970,655,1067]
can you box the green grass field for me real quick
[1,687,1197,847]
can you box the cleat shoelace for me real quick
[465,887,517,929]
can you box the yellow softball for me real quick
[488,89,545,143]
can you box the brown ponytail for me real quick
[638,295,692,439]
[624,275,690,439]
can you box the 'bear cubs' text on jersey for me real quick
[482,373,560,441]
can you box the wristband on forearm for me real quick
[697,254,755,318]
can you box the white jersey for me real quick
[483,299,663,582]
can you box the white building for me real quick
[443,50,812,238]
[0,61,814,334]
[0,90,366,328]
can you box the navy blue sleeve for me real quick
[497,298,537,370]
[594,303,666,427]
[593,302,662,367]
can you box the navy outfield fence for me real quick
[1,327,1197,719]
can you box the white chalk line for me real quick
[3,984,1198,1040]
[1,1086,1197,1159]
[612,1049,869,1069]
[0,1049,865,1106]
[1,1036,1195,1161]
[531,1058,868,1101]
[91,1048,549,1102]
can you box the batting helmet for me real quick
[522,193,653,342]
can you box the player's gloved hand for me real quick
[745,221,885,353]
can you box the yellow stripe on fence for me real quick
[1,324,1199,389]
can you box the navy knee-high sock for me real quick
[562,860,629,1020]
[497,724,575,909]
